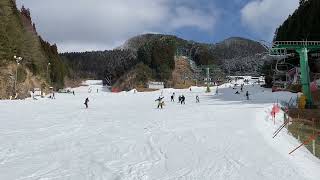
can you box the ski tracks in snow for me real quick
[0,82,319,179]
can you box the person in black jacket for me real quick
[181,95,185,104]
[84,97,89,108]
[171,94,174,102]
[246,91,250,100]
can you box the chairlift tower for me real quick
[271,41,320,107]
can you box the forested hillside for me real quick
[62,36,177,88]
[61,49,137,85]
[275,0,320,41]
[261,0,320,87]
[63,34,267,90]
[0,0,66,98]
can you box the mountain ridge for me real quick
[62,33,269,90]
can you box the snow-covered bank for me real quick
[0,80,319,180]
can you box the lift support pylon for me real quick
[271,41,320,107]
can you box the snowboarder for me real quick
[196,95,200,103]
[84,97,89,108]
[246,91,250,100]
[155,96,164,109]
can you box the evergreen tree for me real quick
[275,0,320,41]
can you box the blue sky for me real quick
[16,0,299,52]
[172,0,298,44]
[174,0,255,43]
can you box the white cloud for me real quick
[16,0,217,52]
[240,0,299,39]
[169,6,216,31]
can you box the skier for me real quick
[155,96,164,109]
[97,89,99,93]
[235,91,240,94]
[171,94,174,102]
[181,95,185,104]
[215,87,219,95]
[32,89,35,99]
[178,95,182,103]
[196,95,200,103]
[246,91,250,100]
[52,92,55,99]
[240,84,244,92]
[73,91,75,96]
[84,97,89,108]
[180,95,184,104]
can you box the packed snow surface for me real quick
[0,80,319,180]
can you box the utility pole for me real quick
[206,67,211,92]
[13,56,23,94]
[47,62,51,84]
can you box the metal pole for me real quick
[206,67,210,92]
[47,62,51,83]
[312,139,316,156]
[13,56,22,94]
[15,63,18,93]
[207,67,210,84]
[297,48,313,107]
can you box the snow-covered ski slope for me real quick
[0,80,319,180]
